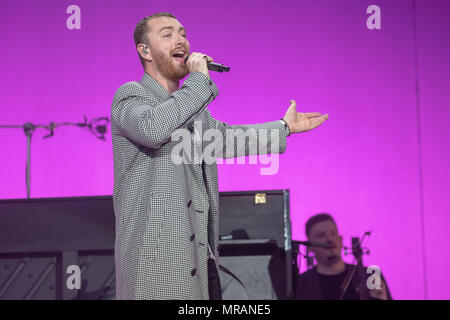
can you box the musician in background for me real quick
[295,213,392,300]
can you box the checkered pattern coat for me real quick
[111,72,287,299]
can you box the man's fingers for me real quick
[190,52,213,63]
[304,112,322,117]
[311,114,328,128]
[204,55,214,63]
[299,112,328,118]
[289,100,297,112]
[186,52,213,75]
[308,113,329,120]
[197,53,213,63]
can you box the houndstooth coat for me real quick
[111,72,287,299]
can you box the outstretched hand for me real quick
[283,100,329,134]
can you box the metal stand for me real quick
[352,237,369,300]
[24,123,35,199]
[340,231,372,300]
[291,240,320,298]
[0,116,109,198]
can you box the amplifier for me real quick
[0,190,293,299]
[218,190,293,299]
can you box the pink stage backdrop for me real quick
[0,0,449,299]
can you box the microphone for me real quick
[293,240,331,248]
[184,55,230,73]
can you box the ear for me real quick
[137,44,152,62]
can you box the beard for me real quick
[316,246,342,265]
[152,49,189,81]
[326,254,341,263]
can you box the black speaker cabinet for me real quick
[0,196,116,300]
[218,190,293,300]
[0,190,292,299]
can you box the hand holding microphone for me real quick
[184,52,213,77]
[184,52,230,77]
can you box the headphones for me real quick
[143,47,148,54]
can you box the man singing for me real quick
[111,12,329,300]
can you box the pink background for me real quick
[0,0,449,299]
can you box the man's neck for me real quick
[145,68,180,94]
[316,259,346,275]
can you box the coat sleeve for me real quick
[211,119,287,159]
[111,72,218,149]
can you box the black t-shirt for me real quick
[317,266,360,300]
